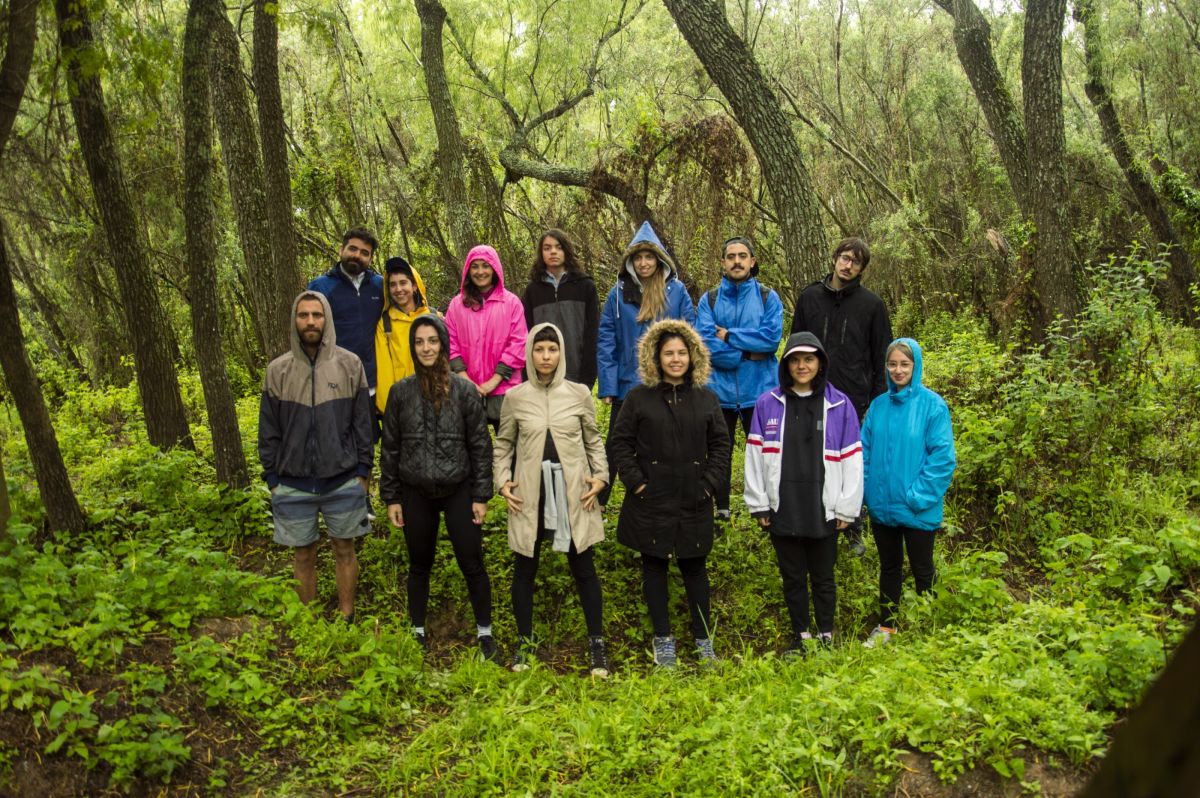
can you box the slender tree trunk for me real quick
[1075,0,1197,322]
[662,0,827,285]
[253,0,304,306]
[934,0,1030,203]
[206,0,286,361]
[0,445,10,541]
[0,0,86,535]
[1022,0,1082,328]
[183,0,249,488]
[8,253,88,377]
[55,0,194,451]
[414,0,477,262]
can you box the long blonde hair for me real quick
[636,267,668,323]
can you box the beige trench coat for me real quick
[493,323,608,557]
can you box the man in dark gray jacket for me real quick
[258,291,374,622]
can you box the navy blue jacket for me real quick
[308,265,385,390]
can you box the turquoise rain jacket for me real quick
[861,338,956,531]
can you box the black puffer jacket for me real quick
[379,315,493,503]
[611,319,730,559]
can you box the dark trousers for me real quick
[641,554,711,639]
[770,532,838,635]
[716,406,754,511]
[872,522,937,628]
[511,539,604,638]
[597,398,624,506]
[400,481,492,628]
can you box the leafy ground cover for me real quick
[1,262,1198,795]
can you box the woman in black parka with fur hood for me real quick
[610,318,731,668]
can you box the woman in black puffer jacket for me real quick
[610,318,730,668]
[380,314,498,661]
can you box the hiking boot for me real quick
[783,638,808,660]
[478,634,499,663]
[414,630,429,653]
[652,636,677,669]
[511,637,535,672]
[695,637,717,668]
[863,625,894,649]
[588,636,610,678]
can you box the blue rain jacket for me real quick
[697,276,784,410]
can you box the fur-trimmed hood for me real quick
[637,318,710,387]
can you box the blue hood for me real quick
[622,221,676,282]
[886,337,924,400]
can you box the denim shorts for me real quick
[271,478,370,547]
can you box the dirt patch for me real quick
[884,751,1093,797]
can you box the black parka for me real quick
[379,315,493,503]
[610,319,731,559]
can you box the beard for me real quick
[341,257,366,276]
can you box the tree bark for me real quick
[414,0,477,262]
[1075,0,1197,323]
[0,0,86,535]
[206,0,287,361]
[253,0,303,307]
[662,0,827,285]
[8,252,88,377]
[55,0,194,451]
[183,0,250,488]
[1022,0,1082,328]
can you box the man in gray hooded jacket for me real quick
[258,290,374,622]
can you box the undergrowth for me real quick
[0,253,1197,795]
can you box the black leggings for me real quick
[716,406,754,511]
[641,554,711,639]
[596,398,623,507]
[400,481,492,628]
[872,522,937,628]
[511,539,604,638]
[770,532,838,635]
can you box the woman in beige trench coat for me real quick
[494,323,609,676]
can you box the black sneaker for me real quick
[783,638,808,660]
[511,637,535,672]
[817,634,833,651]
[414,631,429,653]
[478,634,499,663]
[588,637,610,678]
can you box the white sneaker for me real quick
[863,625,894,648]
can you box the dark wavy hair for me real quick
[461,261,496,310]
[412,319,450,410]
[530,229,583,281]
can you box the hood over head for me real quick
[460,245,507,293]
[886,336,924,395]
[524,322,567,387]
[407,313,450,367]
[637,318,710,387]
[778,331,828,393]
[383,256,429,312]
[622,221,676,283]
[290,290,336,361]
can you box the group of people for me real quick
[257,223,957,675]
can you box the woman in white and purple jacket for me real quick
[744,331,863,656]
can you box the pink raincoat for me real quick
[445,245,527,397]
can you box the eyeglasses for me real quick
[837,252,862,266]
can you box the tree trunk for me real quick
[1022,0,1082,329]
[414,0,477,262]
[253,0,304,306]
[1075,0,1198,323]
[8,252,88,377]
[206,0,287,361]
[0,0,86,535]
[662,0,827,285]
[55,0,194,451]
[183,0,250,488]
[935,0,1030,203]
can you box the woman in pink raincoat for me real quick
[445,245,529,432]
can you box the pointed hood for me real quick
[622,221,676,282]
[290,290,336,362]
[382,256,430,316]
[524,322,567,387]
[778,331,828,393]
[885,337,924,400]
[637,318,710,387]
[460,245,507,294]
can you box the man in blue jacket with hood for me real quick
[697,236,784,521]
